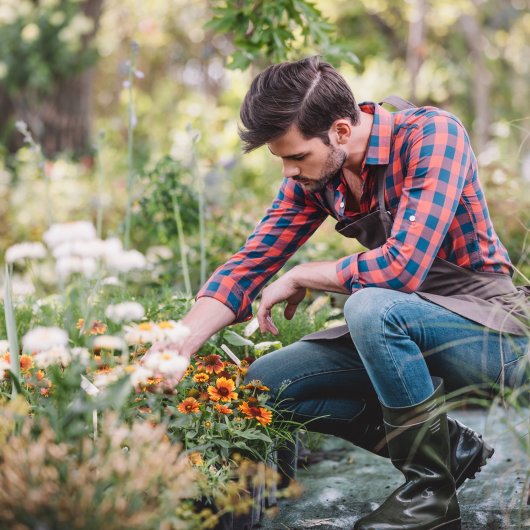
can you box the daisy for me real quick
[123,322,162,345]
[93,335,127,351]
[157,320,190,344]
[33,346,72,368]
[5,242,47,263]
[177,397,200,414]
[207,377,238,402]
[105,301,145,324]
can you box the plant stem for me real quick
[4,264,20,397]
[94,130,105,239]
[191,135,207,285]
[172,196,192,296]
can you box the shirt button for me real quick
[409,215,416,222]
[340,202,345,208]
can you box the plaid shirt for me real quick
[197,102,513,323]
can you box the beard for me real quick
[296,145,347,193]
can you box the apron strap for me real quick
[379,95,416,111]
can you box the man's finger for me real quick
[284,303,298,320]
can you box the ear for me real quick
[330,119,352,145]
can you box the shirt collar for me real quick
[359,101,394,166]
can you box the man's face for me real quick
[267,125,346,192]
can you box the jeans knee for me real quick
[344,288,392,334]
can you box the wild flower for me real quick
[193,373,210,383]
[207,377,238,403]
[0,341,9,354]
[92,335,126,352]
[22,326,68,352]
[55,255,97,280]
[239,401,273,427]
[214,404,232,415]
[5,242,47,263]
[177,397,200,414]
[43,221,97,249]
[196,354,225,374]
[105,301,145,323]
[123,322,162,345]
[157,320,190,343]
[141,350,188,377]
[33,345,71,368]
[0,358,10,379]
[124,364,153,387]
[105,249,147,273]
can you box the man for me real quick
[176,57,529,529]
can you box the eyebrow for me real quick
[267,146,308,159]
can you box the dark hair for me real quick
[239,56,360,153]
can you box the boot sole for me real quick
[455,437,494,489]
[432,518,461,530]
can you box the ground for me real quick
[259,406,530,530]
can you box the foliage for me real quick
[0,0,98,95]
[206,0,359,69]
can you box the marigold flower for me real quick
[177,397,200,414]
[207,377,238,402]
[193,373,209,383]
[239,401,273,426]
[214,403,232,415]
[196,354,225,375]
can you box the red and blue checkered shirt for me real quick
[197,102,513,323]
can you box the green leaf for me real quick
[223,330,254,347]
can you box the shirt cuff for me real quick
[336,255,363,292]
[196,274,253,324]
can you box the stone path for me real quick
[258,406,530,530]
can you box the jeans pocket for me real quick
[501,355,529,389]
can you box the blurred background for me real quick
[0,0,529,297]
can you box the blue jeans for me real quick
[245,288,529,432]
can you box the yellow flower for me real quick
[207,377,238,402]
[193,373,209,383]
[189,452,203,466]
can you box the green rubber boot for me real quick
[353,378,461,530]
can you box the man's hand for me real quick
[257,261,351,335]
[257,271,307,335]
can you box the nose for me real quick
[282,161,300,180]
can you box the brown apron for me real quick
[302,98,530,342]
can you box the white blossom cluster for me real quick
[123,320,189,346]
[22,326,71,368]
[105,302,145,324]
[5,242,47,263]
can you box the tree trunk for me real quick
[459,10,491,154]
[406,0,427,102]
[6,0,104,157]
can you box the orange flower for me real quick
[189,452,204,466]
[241,379,270,392]
[193,373,210,383]
[19,354,34,372]
[90,320,107,335]
[196,354,225,375]
[177,397,200,414]
[76,318,85,330]
[214,403,232,415]
[239,401,273,426]
[207,377,238,402]
[198,391,210,402]
[36,370,45,381]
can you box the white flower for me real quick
[33,345,71,368]
[101,276,122,286]
[253,341,282,355]
[43,221,96,249]
[52,239,108,260]
[93,335,126,351]
[142,350,188,376]
[146,245,173,263]
[56,256,97,280]
[5,242,47,263]
[105,302,145,324]
[22,326,68,352]
[0,340,9,354]
[123,322,162,345]
[9,278,35,299]
[157,320,190,344]
[93,368,122,388]
[21,23,40,43]
[71,347,90,365]
[105,249,147,273]
[125,364,153,386]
